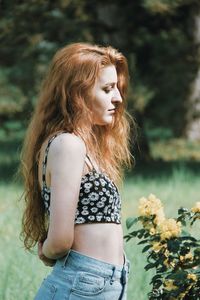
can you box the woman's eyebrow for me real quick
[103,82,117,86]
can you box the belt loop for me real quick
[123,251,126,265]
[127,260,130,274]
[123,251,130,274]
[61,249,71,268]
[110,266,116,285]
[121,266,127,285]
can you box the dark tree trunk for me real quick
[185,4,200,140]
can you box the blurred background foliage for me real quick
[0,0,200,175]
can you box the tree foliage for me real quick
[0,0,199,143]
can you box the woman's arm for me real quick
[38,241,56,266]
[41,133,86,259]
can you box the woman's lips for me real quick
[108,109,115,113]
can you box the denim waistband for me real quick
[53,249,130,285]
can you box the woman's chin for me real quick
[93,116,113,126]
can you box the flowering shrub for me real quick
[125,194,200,300]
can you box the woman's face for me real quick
[90,64,122,125]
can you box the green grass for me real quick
[0,162,200,300]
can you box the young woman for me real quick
[20,42,133,300]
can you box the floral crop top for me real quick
[41,133,121,224]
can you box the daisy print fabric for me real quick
[75,170,121,224]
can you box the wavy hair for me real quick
[20,42,135,251]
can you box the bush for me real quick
[125,194,200,299]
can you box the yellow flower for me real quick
[138,194,165,225]
[191,202,200,213]
[187,273,197,281]
[178,292,187,300]
[185,252,193,260]
[164,249,170,257]
[180,252,193,262]
[159,219,181,240]
[155,209,165,225]
[163,258,175,268]
[163,259,170,267]
[149,227,156,235]
[152,242,164,252]
[164,279,177,291]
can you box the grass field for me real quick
[0,159,200,300]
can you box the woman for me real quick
[20,42,133,300]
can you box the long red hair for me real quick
[20,42,134,251]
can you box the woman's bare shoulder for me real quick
[48,132,86,160]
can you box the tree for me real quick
[185,4,200,140]
[1,0,199,153]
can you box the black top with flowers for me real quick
[41,133,121,224]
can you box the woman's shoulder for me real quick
[47,132,86,158]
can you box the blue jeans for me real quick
[34,249,130,300]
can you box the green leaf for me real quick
[126,217,138,229]
[150,274,163,285]
[194,248,200,255]
[166,270,187,281]
[177,217,186,226]
[142,244,152,253]
[138,229,146,239]
[130,230,140,237]
[145,262,157,271]
[181,236,197,242]
[167,239,181,252]
[178,207,189,214]
[138,239,150,245]
[123,235,131,242]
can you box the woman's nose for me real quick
[112,88,122,103]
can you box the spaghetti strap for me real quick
[85,154,97,172]
[41,132,65,188]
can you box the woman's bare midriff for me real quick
[72,223,124,266]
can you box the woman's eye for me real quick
[104,89,110,93]
[103,87,113,93]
